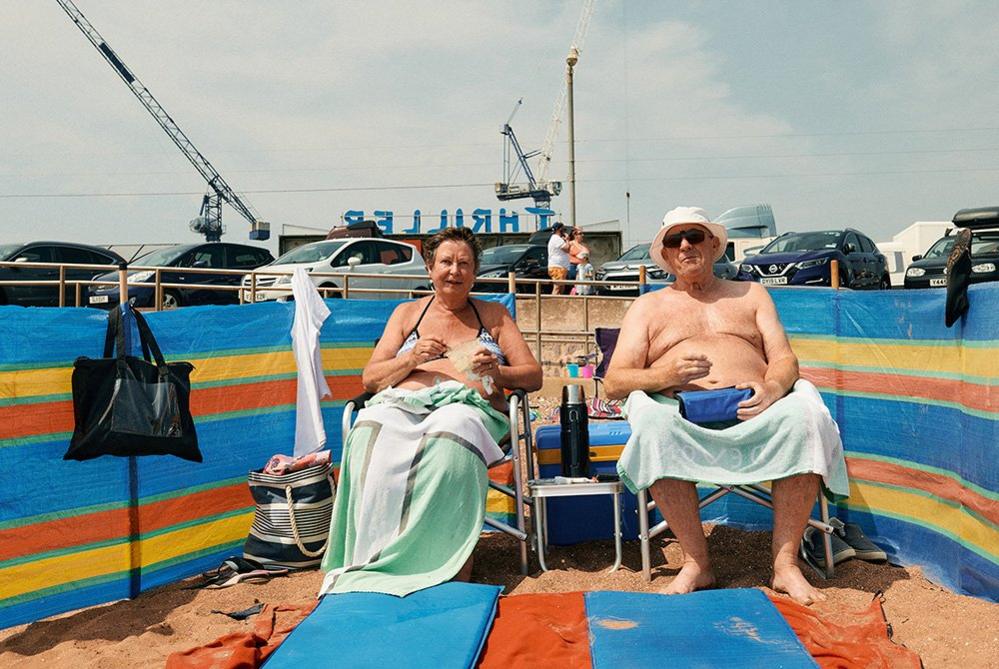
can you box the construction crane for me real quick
[494,0,595,210]
[494,99,562,208]
[55,0,269,242]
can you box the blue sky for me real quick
[2,1,997,254]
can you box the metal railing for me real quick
[0,260,646,366]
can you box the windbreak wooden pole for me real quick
[830,259,840,289]
[117,262,128,307]
[638,265,647,294]
[58,265,66,307]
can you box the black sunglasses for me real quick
[663,229,708,248]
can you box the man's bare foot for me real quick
[660,560,716,595]
[771,562,826,606]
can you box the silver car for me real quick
[241,238,429,301]
[594,243,741,295]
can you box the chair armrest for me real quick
[347,391,375,410]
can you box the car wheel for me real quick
[879,275,891,290]
[161,290,182,310]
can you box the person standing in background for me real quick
[547,223,571,295]
[567,228,590,281]
[573,250,594,295]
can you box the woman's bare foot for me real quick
[771,561,826,606]
[660,560,716,595]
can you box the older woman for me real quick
[319,227,542,597]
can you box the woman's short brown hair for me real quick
[422,227,482,270]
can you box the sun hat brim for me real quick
[650,215,728,274]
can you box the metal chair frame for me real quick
[592,326,838,581]
[341,388,536,575]
[637,483,836,581]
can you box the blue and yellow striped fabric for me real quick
[0,295,517,629]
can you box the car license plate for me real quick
[609,284,633,291]
[254,291,268,301]
[89,295,109,304]
[760,277,788,286]
[929,277,946,287]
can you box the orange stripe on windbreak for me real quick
[0,400,75,440]
[0,483,252,562]
[803,368,997,413]
[846,457,999,526]
[488,460,514,485]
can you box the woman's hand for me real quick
[470,348,501,382]
[408,336,447,365]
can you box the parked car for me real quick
[594,243,742,295]
[0,241,125,307]
[242,238,427,301]
[905,207,999,289]
[473,243,550,293]
[740,229,889,289]
[88,242,273,309]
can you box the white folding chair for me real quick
[341,388,536,575]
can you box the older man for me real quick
[604,207,848,606]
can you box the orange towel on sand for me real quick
[768,593,921,669]
[477,591,591,668]
[165,603,315,669]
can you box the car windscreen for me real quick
[480,246,527,265]
[618,244,651,261]
[763,231,840,254]
[0,244,22,260]
[273,241,346,265]
[134,246,191,267]
[924,232,999,259]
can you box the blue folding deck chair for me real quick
[593,327,837,580]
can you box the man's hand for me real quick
[409,336,447,365]
[735,380,785,420]
[663,354,712,389]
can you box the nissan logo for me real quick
[769,264,779,274]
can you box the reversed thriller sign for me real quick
[342,207,556,235]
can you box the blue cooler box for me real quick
[535,422,642,544]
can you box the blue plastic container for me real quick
[535,422,641,544]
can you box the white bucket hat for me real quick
[650,206,728,273]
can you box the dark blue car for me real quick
[740,229,889,289]
[88,242,273,309]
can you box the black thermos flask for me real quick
[560,384,590,477]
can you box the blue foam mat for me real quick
[585,589,816,669]
[263,582,502,669]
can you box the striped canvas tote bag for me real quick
[243,462,335,569]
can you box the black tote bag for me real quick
[65,306,201,462]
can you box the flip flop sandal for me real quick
[190,556,289,589]
[204,568,276,589]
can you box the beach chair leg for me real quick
[820,494,835,579]
[638,488,652,581]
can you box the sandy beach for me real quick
[2,528,996,668]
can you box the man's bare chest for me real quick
[647,301,762,354]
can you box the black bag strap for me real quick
[104,307,153,363]
[103,306,119,358]
[129,308,169,374]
